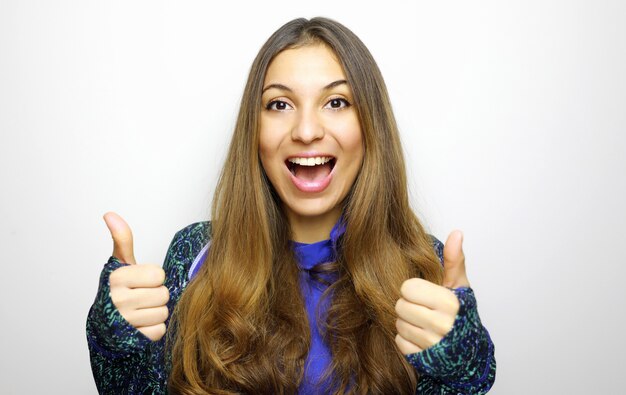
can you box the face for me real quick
[259,44,364,234]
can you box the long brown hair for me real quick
[168,17,443,394]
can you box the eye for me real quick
[266,100,293,111]
[324,98,350,110]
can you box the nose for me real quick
[291,107,324,144]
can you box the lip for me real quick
[286,151,335,160]
[285,152,336,193]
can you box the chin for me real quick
[282,198,341,220]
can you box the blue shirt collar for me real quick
[189,216,347,280]
[291,215,346,270]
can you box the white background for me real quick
[1,1,625,394]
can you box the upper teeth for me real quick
[288,156,333,166]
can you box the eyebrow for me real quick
[261,79,348,94]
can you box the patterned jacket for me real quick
[86,221,496,394]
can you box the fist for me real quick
[104,212,170,341]
[395,230,469,354]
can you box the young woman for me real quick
[87,17,496,394]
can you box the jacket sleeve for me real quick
[405,237,496,394]
[85,222,210,394]
[85,257,168,394]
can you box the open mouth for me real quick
[285,156,336,182]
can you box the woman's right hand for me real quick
[103,212,170,341]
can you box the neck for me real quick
[286,206,342,244]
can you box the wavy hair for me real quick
[168,17,444,394]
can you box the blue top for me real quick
[187,219,346,393]
[86,221,496,394]
[290,219,345,394]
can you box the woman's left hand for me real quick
[394,230,471,354]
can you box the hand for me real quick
[104,212,170,341]
[394,230,470,354]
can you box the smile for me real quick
[285,155,336,193]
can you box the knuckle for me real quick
[449,294,460,313]
[146,266,165,284]
[445,318,455,333]
[433,313,454,335]
[139,327,153,341]
[110,291,120,306]
[400,278,420,297]
[161,286,170,304]
[442,289,460,313]
[427,331,443,346]
[159,306,170,322]
[155,323,167,339]
[139,323,167,342]
[156,268,166,284]
[394,334,408,353]
[395,319,406,337]
[394,298,403,315]
[395,318,412,337]
[399,280,409,296]
[108,267,126,286]
[404,322,420,341]
[110,289,127,308]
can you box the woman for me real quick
[87,17,496,394]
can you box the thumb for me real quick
[443,230,470,288]
[103,212,136,265]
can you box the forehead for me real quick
[263,44,346,87]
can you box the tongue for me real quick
[294,163,331,182]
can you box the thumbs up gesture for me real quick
[394,230,470,354]
[103,212,170,341]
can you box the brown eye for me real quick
[266,100,292,111]
[325,98,350,110]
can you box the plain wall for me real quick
[1,1,625,393]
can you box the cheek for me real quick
[258,129,283,180]
[258,147,274,181]
[347,130,364,157]
[336,110,362,143]
[258,115,282,158]
[258,123,273,159]
[340,119,364,162]
[343,126,365,181]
